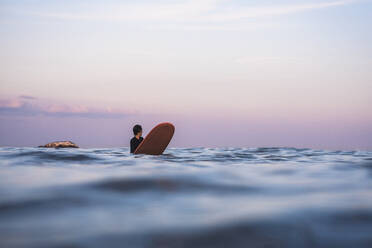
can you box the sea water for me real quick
[0,147,372,248]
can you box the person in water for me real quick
[130,124,143,153]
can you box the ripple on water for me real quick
[0,147,371,248]
[92,176,261,195]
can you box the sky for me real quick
[0,0,371,150]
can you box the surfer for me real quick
[130,124,144,153]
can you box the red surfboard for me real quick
[134,122,175,155]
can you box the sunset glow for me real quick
[1,0,371,149]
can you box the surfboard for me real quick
[134,122,175,155]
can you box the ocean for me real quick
[0,147,372,248]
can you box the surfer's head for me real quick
[133,124,142,137]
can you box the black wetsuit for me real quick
[130,137,143,153]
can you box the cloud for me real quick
[235,56,304,65]
[26,0,358,23]
[15,0,360,31]
[27,0,218,22]
[0,96,130,119]
[19,95,37,100]
[208,0,357,21]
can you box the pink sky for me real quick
[1,0,371,150]
[0,94,371,150]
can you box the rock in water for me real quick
[39,141,79,148]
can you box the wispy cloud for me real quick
[235,56,304,65]
[0,96,130,119]
[26,0,358,23]
[27,0,218,22]
[207,0,357,21]
[19,95,37,100]
[13,0,359,31]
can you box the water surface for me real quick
[1,147,372,248]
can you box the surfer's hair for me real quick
[133,124,142,135]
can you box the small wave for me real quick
[0,196,87,215]
[5,150,101,163]
[74,209,372,248]
[92,177,260,194]
[254,147,281,153]
[1,147,372,248]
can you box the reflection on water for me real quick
[0,147,372,248]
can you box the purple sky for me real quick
[1,0,371,150]
[0,95,371,150]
